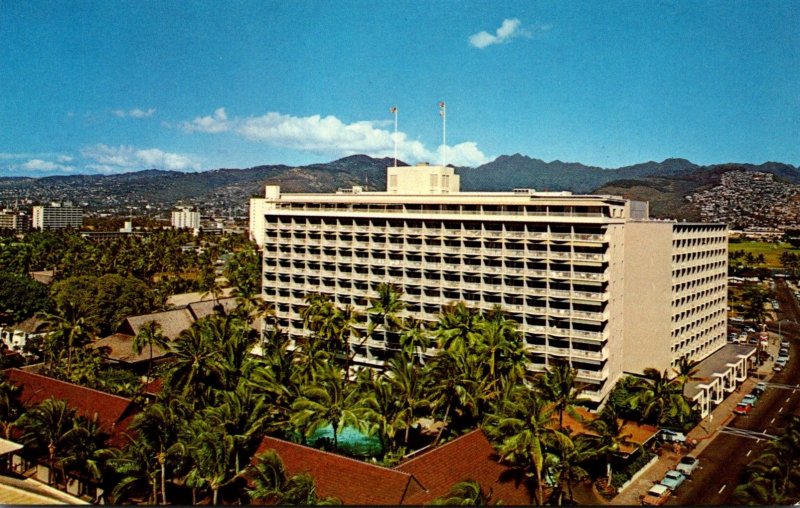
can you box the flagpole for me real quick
[391,106,398,167]
[439,101,447,168]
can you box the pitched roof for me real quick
[121,309,195,340]
[253,436,421,505]
[396,429,534,505]
[187,297,240,321]
[2,369,139,446]
[253,430,534,505]
[165,288,235,307]
[10,317,47,334]
[91,333,171,364]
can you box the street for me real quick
[669,278,800,505]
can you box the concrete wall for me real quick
[623,222,674,374]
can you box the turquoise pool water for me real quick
[309,424,383,456]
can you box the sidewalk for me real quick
[611,334,780,505]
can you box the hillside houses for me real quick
[688,170,800,229]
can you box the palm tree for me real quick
[625,368,690,426]
[182,419,241,505]
[59,415,117,495]
[165,325,225,406]
[290,364,366,450]
[128,399,188,505]
[40,312,96,376]
[132,320,170,384]
[246,449,341,505]
[494,390,562,505]
[399,318,431,366]
[429,479,495,505]
[672,356,702,398]
[205,383,270,474]
[109,436,160,505]
[367,283,406,345]
[435,301,479,354]
[547,433,595,505]
[386,355,426,444]
[425,350,480,445]
[19,398,78,486]
[734,416,800,505]
[534,362,589,432]
[587,404,633,486]
[357,370,401,454]
[473,306,523,385]
[0,379,22,440]
[335,304,362,382]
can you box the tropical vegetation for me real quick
[0,244,708,505]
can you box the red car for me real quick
[734,403,751,415]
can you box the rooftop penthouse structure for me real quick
[250,163,727,402]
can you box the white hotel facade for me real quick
[250,164,728,403]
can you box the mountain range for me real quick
[1,155,798,221]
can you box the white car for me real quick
[676,456,700,476]
[660,429,687,443]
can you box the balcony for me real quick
[575,368,609,381]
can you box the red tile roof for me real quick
[253,436,420,505]
[253,430,533,505]
[3,368,139,447]
[396,429,534,505]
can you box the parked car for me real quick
[746,326,756,333]
[676,456,700,476]
[781,339,790,348]
[742,394,758,407]
[734,403,752,415]
[780,347,790,356]
[660,470,687,491]
[642,484,672,505]
[754,381,767,395]
[776,357,789,369]
[660,429,687,443]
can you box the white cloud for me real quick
[80,144,201,173]
[438,142,490,167]
[21,159,75,172]
[112,108,157,118]
[181,108,489,166]
[130,108,156,118]
[180,107,231,133]
[136,148,200,171]
[469,18,530,48]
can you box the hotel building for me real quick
[171,206,201,230]
[32,202,83,230]
[250,164,728,402]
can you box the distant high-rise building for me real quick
[32,202,82,230]
[250,163,728,404]
[0,209,31,231]
[171,206,200,229]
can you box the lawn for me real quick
[729,240,800,268]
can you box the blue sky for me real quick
[1,0,798,176]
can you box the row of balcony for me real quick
[265,244,609,264]
[268,276,609,302]
[270,263,608,282]
[269,223,608,242]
